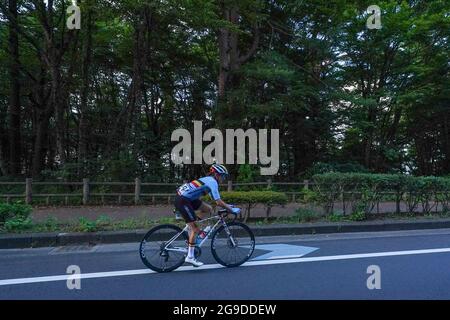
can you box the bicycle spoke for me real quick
[211,222,255,267]
[234,246,248,261]
[140,225,188,272]
[147,249,161,261]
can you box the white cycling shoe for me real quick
[185,256,204,267]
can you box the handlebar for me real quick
[217,208,239,222]
[218,208,229,215]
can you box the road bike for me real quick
[139,208,255,273]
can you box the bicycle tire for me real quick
[210,222,255,267]
[139,224,188,273]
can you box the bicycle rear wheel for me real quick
[139,224,188,273]
[211,222,255,267]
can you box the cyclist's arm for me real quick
[215,199,234,213]
[207,177,233,213]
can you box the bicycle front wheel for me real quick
[211,222,255,267]
[139,224,188,273]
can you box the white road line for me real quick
[2,247,450,286]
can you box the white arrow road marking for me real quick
[2,247,450,286]
[252,244,318,260]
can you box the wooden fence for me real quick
[0,178,312,205]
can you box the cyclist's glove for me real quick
[231,207,241,215]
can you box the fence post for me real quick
[135,178,141,205]
[227,180,233,192]
[267,179,272,190]
[83,178,90,205]
[25,178,32,204]
[303,180,309,190]
[302,180,309,203]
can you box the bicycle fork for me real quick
[221,219,237,247]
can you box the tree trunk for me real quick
[7,0,21,176]
[364,104,376,169]
[39,0,73,168]
[443,111,450,174]
[78,3,93,175]
[217,3,259,100]
[51,62,66,165]
[0,125,8,175]
[32,110,51,177]
[107,10,148,153]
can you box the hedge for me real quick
[219,191,288,222]
[311,173,450,216]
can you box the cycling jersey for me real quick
[176,176,221,201]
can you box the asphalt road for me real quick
[1,229,450,300]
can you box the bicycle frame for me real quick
[162,213,236,253]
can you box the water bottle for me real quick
[203,225,212,234]
[196,226,211,244]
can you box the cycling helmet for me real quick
[210,164,229,177]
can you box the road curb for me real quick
[2,219,450,249]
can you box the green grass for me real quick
[2,210,450,234]
[0,216,185,234]
[253,210,450,226]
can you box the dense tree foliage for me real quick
[0,0,448,181]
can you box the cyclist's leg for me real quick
[174,195,199,238]
[198,201,213,218]
[187,221,200,245]
[187,201,202,246]
[186,222,204,266]
[174,196,203,265]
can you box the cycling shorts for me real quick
[174,195,202,223]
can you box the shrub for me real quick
[418,177,439,214]
[311,173,346,215]
[311,173,450,216]
[116,218,139,230]
[400,176,447,215]
[327,213,343,222]
[43,216,59,231]
[95,215,112,228]
[435,178,450,213]
[220,191,288,222]
[293,208,317,222]
[0,201,32,224]
[298,187,319,204]
[401,175,421,214]
[349,211,367,221]
[77,217,98,232]
[4,216,33,232]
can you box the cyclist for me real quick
[174,164,240,267]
